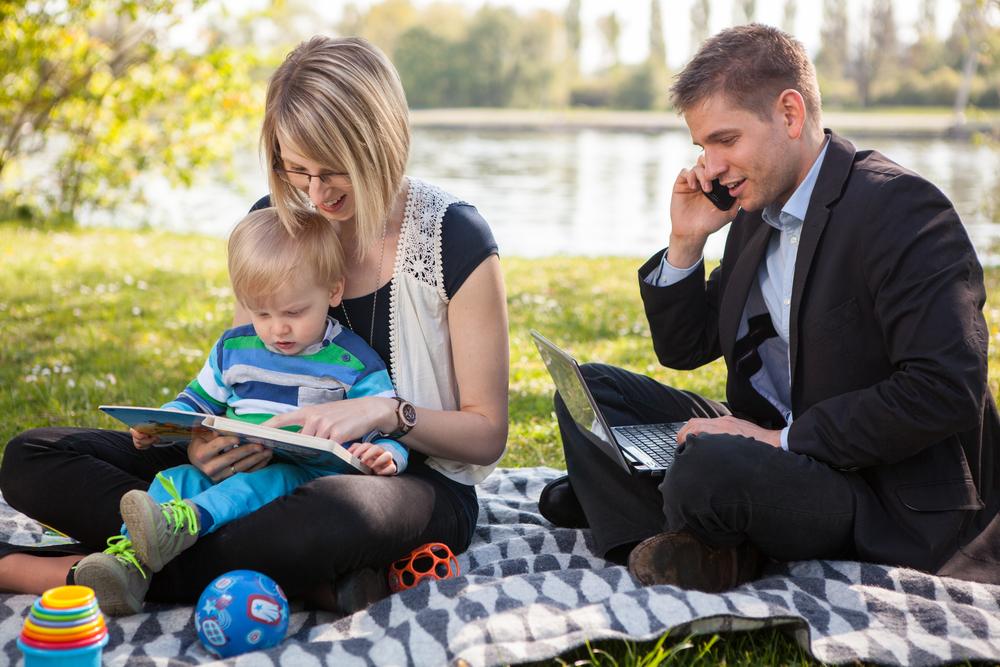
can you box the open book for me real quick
[99,406,372,475]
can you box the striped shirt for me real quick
[163,317,406,470]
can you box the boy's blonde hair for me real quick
[228,208,345,310]
[261,35,410,258]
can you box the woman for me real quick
[0,36,509,611]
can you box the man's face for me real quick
[685,93,802,213]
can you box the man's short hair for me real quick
[228,207,345,311]
[670,24,821,127]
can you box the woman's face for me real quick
[276,137,356,225]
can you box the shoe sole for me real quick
[74,556,143,616]
[120,490,168,572]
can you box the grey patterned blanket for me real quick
[2,466,1000,667]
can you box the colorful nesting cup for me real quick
[18,586,108,667]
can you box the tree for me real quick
[649,0,666,68]
[783,0,797,35]
[565,0,582,69]
[597,12,622,68]
[0,0,265,220]
[854,0,898,106]
[953,0,984,118]
[816,0,849,80]
[733,0,756,25]
[690,0,710,57]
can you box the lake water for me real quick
[83,127,1000,262]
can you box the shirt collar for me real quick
[762,136,830,230]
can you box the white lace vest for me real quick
[388,178,505,485]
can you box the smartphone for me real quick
[703,179,736,211]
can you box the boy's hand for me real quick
[348,442,397,475]
[130,428,160,450]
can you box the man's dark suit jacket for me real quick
[638,130,1000,583]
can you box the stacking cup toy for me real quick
[17,586,108,667]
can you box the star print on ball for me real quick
[195,570,289,658]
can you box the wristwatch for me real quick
[381,397,417,439]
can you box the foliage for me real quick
[392,4,567,109]
[0,0,268,221]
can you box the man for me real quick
[540,24,1000,591]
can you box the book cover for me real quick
[99,406,372,475]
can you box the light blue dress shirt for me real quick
[645,138,830,450]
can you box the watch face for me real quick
[401,402,417,426]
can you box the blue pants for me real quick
[149,463,326,534]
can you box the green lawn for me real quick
[3,222,998,666]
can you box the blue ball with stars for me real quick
[195,570,290,658]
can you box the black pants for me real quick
[559,364,858,563]
[0,428,475,602]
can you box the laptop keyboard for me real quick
[616,424,680,467]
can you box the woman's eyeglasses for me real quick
[273,168,351,189]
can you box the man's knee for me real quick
[660,434,764,520]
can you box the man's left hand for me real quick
[677,416,782,448]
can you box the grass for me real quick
[3,221,1000,667]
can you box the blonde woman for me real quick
[0,36,509,614]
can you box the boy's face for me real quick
[247,275,345,356]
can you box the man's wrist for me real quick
[665,237,707,270]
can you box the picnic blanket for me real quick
[2,466,1000,667]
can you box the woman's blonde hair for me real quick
[261,36,410,258]
[228,208,345,311]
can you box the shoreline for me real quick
[409,107,1000,138]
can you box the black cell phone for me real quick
[703,179,736,211]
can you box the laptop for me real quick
[530,329,686,477]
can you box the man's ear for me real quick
[329,278,346,308]
[776,89,807,140]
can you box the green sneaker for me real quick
[73,536,149,616]
[120,473,201,573]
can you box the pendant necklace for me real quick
[341,215,388,347]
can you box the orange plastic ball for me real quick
[388,543,459,593]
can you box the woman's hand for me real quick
[187,429,273,482]
[262,397,397,445]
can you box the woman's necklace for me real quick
[341,215,388,347]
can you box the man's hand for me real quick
[667,158,739,270]
[348,442,397,475]
[678,416,782,448]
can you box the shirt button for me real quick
[342,353,351,362]
[783,298,790,306]
[790,236,797,244]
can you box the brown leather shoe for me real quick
[538,476,589,529]
[627,531,763,593]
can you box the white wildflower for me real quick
[25,375,37,383]
[66,379,75,388]
[137,281,148,290]
[106,373,117,385]
[41,368,51,376]
[132,307,142,316]
[94,380,106,389]
[73,309,82,317]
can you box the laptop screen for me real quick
[531,330,630,470]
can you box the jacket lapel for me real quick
[720,217,772,364]
[788,130,856,383]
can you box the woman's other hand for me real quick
[187,430,273,482]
